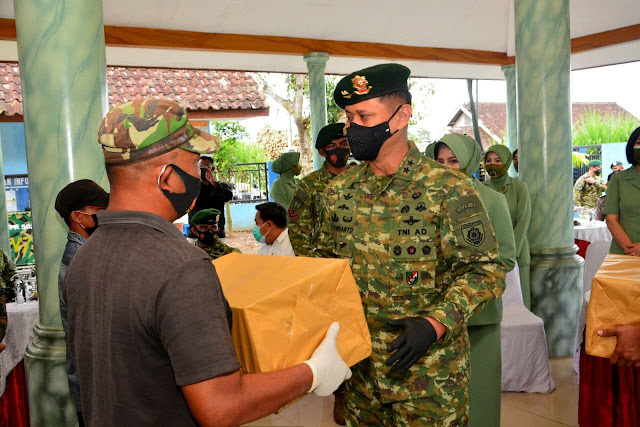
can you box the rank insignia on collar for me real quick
[393,245,402,256]
[407,160,414,167]
[351,75,372,95]
[403,167,410,174]
[406,271,418,285]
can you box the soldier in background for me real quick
[288,123,349,257]
[573,159,606,209]
[315,63,505,426]
[0,250,17,353]
[191,208,241,260]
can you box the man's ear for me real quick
[396,104,412,130]
[69,211,82,225]
[318,149,326,158]
[156,164,174,192]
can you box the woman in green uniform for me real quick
[604,126,640,256]
[270,151,301,208]
[484,144,532,309]
[430,134,516,427]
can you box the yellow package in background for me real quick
[213,253,372,373]
[586,254,640,358]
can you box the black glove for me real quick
[386,317,438,372]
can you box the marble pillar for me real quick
[0,134,11,255]
[514,0,583,357]
[303,52,329,171]
[14,0,108,424]
[502,65,518,177]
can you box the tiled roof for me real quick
[451,102,638,142]
[0,63,268,117]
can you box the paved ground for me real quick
[225,231,262,254]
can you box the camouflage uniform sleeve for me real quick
[428,179,506,340]
[310,187,338,259]
[1,251,16,288]
[573,177,585,206]
[287,180,315,257]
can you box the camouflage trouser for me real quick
[344,375,469,426]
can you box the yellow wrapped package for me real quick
[212,253,372,373]
[586,254,640,358]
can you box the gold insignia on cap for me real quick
[341,90,352,99]
[351,75,372,95]
[215,215,220,223]
[342,126,347,136]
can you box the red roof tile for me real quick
[451,102,638,142]
[0,63,268,117]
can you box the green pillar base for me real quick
[530,245,584,357]
[25,323,78,426]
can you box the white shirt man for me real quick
[254,202,295,256]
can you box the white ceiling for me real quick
[1,0,639,78]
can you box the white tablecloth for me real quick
[574,221,612,243]
[0,301,39,396]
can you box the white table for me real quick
[574,220,612,243]
[0,301,39,396]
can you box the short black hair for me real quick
[626,126,640,165]
[256,202,287,228]
[513,149,518,156]
[198,156,214,165]
[379,90,412,108]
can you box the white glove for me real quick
[303,322,352,396]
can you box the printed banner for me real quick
[8,212,34,265]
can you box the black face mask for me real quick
[158,164,201,217]
[595,168,602,176]
[346,105,404,161]
[324,147,350,169]
[86,214,99,236]
[198,229,216,246]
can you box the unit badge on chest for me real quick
[406,271,419,285]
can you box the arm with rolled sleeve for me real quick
[427,180,506,340]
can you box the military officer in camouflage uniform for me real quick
[573,159,606,209]
[0,250,17,351]
[315,64,506,426]
[288,123,350,257]
[191,208,241,260]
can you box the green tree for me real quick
[210,121,265,178]
[573,111,640,146]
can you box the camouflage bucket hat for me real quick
[98,98,221,165]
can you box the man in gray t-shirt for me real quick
[63,99,351,426]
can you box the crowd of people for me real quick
[10,61,633,426]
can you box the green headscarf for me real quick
[437,134,482,177]
[484,144,512,179]
[424,142,436,159]
[484,144,513,168]
[272,151,301,174]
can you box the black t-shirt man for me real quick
[189,156,233,237]
[63,211,239,426]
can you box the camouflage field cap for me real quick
[98,98,221,165]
